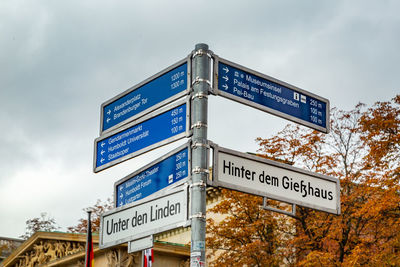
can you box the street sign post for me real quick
[94,97,191,173]
[189,44,210,266]
[208,143,340,214]
[100,185,190,249]
[115,142,191,207]
[93,45,337,266]
[100,57,190,134]
[213,56,330,133]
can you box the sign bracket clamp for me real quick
[190,181,206,189]
[191,92,208,100]
[192,49,213,59]
[191,122,207,129]
[190,212,206,221]
[192,167,209,175]
[191,141,210,150]
[262,197,297,218]
[192,77,211,87]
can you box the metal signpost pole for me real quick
[190,43,210,266]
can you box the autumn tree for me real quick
[207,190,284,266]
[68,198,113,233]
[207,95,400,266]
[20,212,60,240]
[355,95,400,265]
[0,242,9,259]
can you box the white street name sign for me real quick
[209,144,340,214]
[100,185,189,249]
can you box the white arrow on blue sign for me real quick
[100,57,190,135]
[114,143,190,207]
[93,97,191,173]
[213,56,330,133]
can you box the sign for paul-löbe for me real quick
[209,143,340,214]
[213,56,330,133]
[114,142,191,208]
[94,97,191,173]
[100,57,190,135]
[100,185,189,249]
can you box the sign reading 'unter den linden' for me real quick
[100,186,189,249]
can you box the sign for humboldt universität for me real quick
[94,98,191,173]
[209,143,340,214]
[100,185,189,249]
[114,143,190,207]
[100,57,190,135]
[213,56,330,133]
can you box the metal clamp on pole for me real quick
[192,49,213,59]
[191,122,208,129]
[189,212,206,221]
[191,92,208,100]
[190,181,207,189]
[192,77,212,87]
[191,141,210,150]
[192,167,209,175]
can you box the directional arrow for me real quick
[120,193,123,199]
[101,142,105,148]
[100,158,105,163]
[100,60,188,134]
[216,59,330,133]
[101,150,105,156]
[106,118,111,123]
[119,186,124,191]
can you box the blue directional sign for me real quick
[100,58,190,134]
[114,144,190,207]
[94,98,191,172]
[215,57,330,133]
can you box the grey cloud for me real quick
[1,0,399,238]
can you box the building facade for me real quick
[1,231,190,267]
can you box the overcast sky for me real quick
[1,0,399,238]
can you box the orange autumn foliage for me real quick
[68,198,113,234]
[207,190,284,266]
[207,95,400,266]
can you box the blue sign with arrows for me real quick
[115,144,189,207]
[215,57,330,133]
[100,58,189,134]
[94,98,191,172]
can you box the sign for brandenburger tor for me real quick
[100,57,190,135]
[209,144,340,214]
